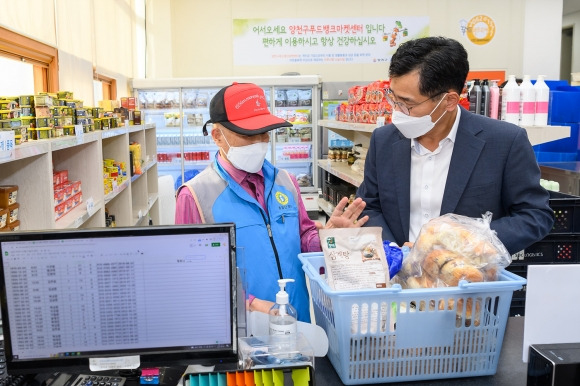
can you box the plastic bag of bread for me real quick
[392,212,511,289]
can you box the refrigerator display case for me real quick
[132,76,321,194]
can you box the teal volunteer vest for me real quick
[180,159,310,323]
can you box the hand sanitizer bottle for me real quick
[269,278,298,336]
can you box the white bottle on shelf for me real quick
[502,75,520,125]
[519,75,536,126]
[489,80,500,119]
[534,75,550,126]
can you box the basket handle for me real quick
[302,262,322,279]
[457,279,525,290]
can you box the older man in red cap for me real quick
[175,82,367,322]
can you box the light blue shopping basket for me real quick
[299,252,526,384]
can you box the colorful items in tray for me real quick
[1,93,140,145]
[53,170,83,221]
[0,185,20,232]
[103,158,128,195]
[334,80,393,125]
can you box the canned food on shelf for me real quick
[36,127,51,140]
[12,126,26,137]
[0,100,10,110]
[0,208,7,228]
[57,91,73,99]
[53,127,64,138]
[62,125,75,136]
[36,117,53,127]
[27,128,37,140]
[34,94,53,106]
[19,95,34,106]
[20,106,33,116]
[20,117,35,128]
[0,110,15,119]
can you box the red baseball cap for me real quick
[202,82,292,136]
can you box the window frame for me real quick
[94,71,117,101]
[0,26,59,93]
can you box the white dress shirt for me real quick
[409,107,461,242]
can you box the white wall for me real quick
[523,0,563,79]
[149,0,562,82]
[0,0,140,104]
[563,10,580,74]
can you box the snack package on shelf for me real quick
[392,212,512,289]
[339,80,392,124]
[129,142,143,175]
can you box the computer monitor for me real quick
[0,223,237,375]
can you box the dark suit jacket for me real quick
[357,107,554,254]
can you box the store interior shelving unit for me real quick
[0,124,159,231]
[133,75,321,196]
[317,119,571,216]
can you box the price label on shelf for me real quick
[0,131,15,162]
[376,116,386,128]
[75,124,84,143]
[86,197,95,215]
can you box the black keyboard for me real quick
[0,338,8,384]
[68,374,126,386]
[0,374,29,386]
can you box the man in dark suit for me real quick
[357,36,554,254]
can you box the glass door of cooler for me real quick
[181,87,220,186]
[271,86,317,193]
[137,88,181,183]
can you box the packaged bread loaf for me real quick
[393,212,511,290]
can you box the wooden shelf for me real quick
[521,125,571,146]
[318,119,572,146]
[318,197,335,217]
[317,159,363,187]
[0,125,159,231]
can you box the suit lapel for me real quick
[393,136,412,241]
[441,110,485,214]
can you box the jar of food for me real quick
[37,127,51,139]
[19,95,34,106]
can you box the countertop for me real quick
[314,316,528,386]
[539,161,580,173]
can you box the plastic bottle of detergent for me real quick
[519,75,536,126]
[269,278,297,336]
[489,80,500,119]
[468,79,482,115]
[502,75,520,125]
[481,79,490,117]
[534,75,550,126]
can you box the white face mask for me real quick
[392,93,448,139]
[220,129,269,173]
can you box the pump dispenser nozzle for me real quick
[275,278,294,307]
[269,278,298,336]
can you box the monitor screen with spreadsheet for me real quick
[0,223,237,374]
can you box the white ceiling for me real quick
[563,0,580,15]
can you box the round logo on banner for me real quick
[466,15,496,45]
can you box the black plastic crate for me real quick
[509,298,526,317]
[505,263,528,277]
[512,234,580,263]
[548,190,580,233]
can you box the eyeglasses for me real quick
[385,88,444,116]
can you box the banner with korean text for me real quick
[233,17,430,66]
